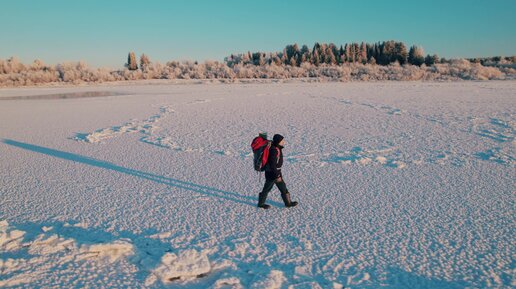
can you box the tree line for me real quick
[0,40,514,86]
[222,41,440,68]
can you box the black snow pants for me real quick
[259,178,288,201]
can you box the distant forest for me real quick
[1,40,515,86]
[225,41,436,67]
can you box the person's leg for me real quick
[258,179,275,208]
[275,179,298,207]
[275,179,288,194]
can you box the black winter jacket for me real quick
[265,144,283,180]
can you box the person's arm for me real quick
[268,147,281,180]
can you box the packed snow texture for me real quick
[0,81,514,288]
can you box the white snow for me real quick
[0,221,25,252]
[149,249,211,284]
[0,81,514,288]
[78,240,134,263]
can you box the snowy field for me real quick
[0,81,514,288]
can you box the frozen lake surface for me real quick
[0,81,514,288]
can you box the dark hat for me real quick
[273,134,284,145]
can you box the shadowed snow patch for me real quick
[78,239,134,263]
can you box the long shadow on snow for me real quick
[2,138,268,207]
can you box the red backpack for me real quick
[251,136,271,171]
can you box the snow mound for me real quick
[150,249,211,283]
[78,239,134,263]
[0,220,25,251]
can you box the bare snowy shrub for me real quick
[56,62,79,83]
[401,64,425,80]
[353,64,374,81]
[122,68,143,80]
[289,65,309,78]
[339,64,353,81]
[96,67,117,82]
[1,57,25,74]
[498,66,516,79]
[318,65,343,78]
[264,63,287,79]
[233,64,254,78]
[444,59,504,80]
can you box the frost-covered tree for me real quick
[424,54,440,66]
[325,46,337,65]
[319,43,328,64]
[281,49,288,65]
[241,52,251,65]
[352,43,359,63]
[272,53,282,66]
[329,43,339,64]
[251,52,260,65]
[395,42,408,65]
[349,44,356,63]
[431,54,440,64]
[373,43,381,63]
[126,52,138,70]
[140,54,150,70]
[408,46,425,66]
[379,41,395,65]
[300,45,310,64]
[344,44,350,63]
[338,45,345,64]
[312,49,320,66]
[290,55,298,66]
[312,43,322,65]
[359,42,367,64]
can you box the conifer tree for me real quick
[312,49,320,66]
[359,42,367,64]
[408,45,425,66]
[425,54,439,66]
[395,42,408,65]
[126,52,138,70]
[344,44,351,63]
[301,45,310,64]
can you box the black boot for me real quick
[281,191,298,208]
[257,192,271,209]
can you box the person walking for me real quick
[257,134,298,209]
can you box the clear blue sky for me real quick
[1,0,515,68]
